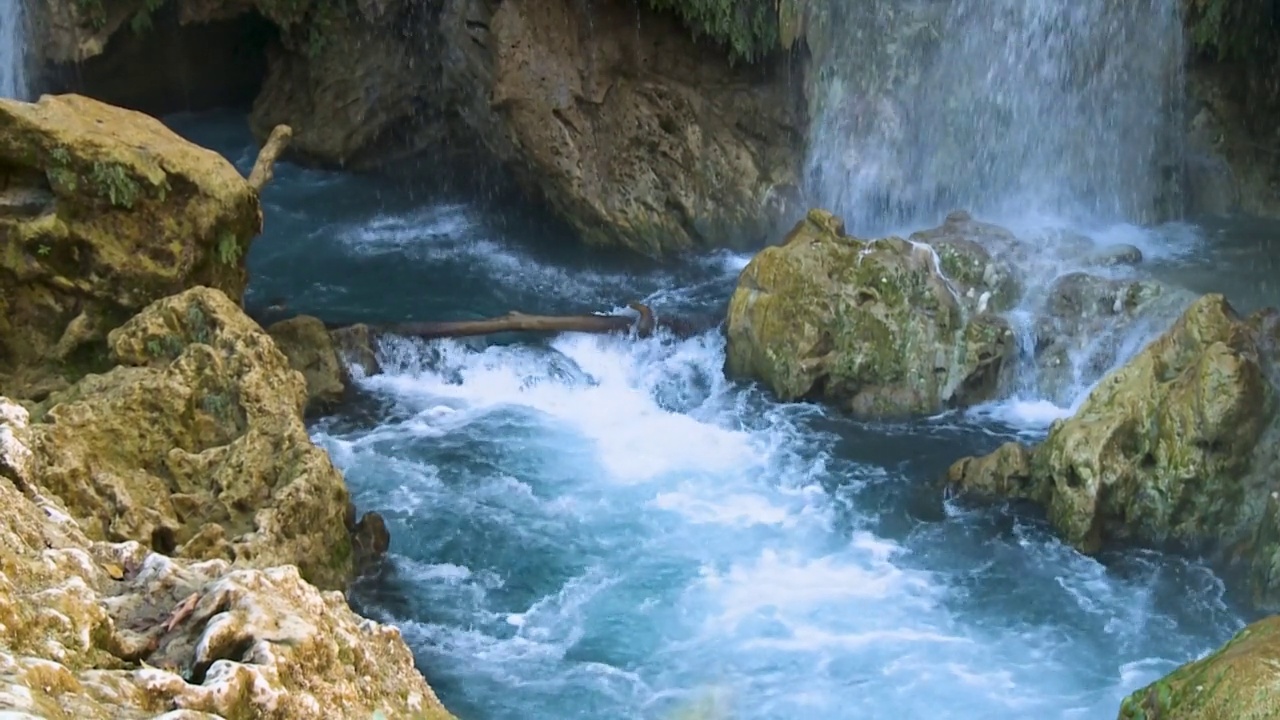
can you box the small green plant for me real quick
[130,0,167,34]
[645,0,782,62]
[215,231,242,267]
[145,334,185,359]
[185,303,213,345]
[200,391,234,420]
[49,146,71,165]
[74,0,107,29]
[89,161,141,209]
[35,243,51,257]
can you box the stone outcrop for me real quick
[24,287,373,592]
[0,93,262,401]
[1117,615,1280,720]
[266,315,348,414]
[948,294,1280,608]
[34,0,806,256]
[725,209,1017,417]
[0,395,454,719]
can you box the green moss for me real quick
[645,0,782,62]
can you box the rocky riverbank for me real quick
[1,93,453,719]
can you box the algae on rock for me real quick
[949,294,1280,609]
[0,94,262,400]
[725,208,1017,417]
[29,287,366,591]
[1118,614,1280,720]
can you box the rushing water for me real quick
[162,111,1268,720]
[0,0,27,100]
[804,0,1184,235]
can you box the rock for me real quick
[27,287,370,591]
[726,209,1017,417]
[449,0,806,256]
[329,323,381,378]
[0,94,262,400]
[1085,243,1143,267]
[1030,272,1195,404]
[267,315,347,414]
[948,294,1280,608]
[0,405,453,717]
[1117,615,1280,720]
[908,209,1024,312]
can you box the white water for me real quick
[274,202,1242,720]
[0,0,28,100]
[805,0,1184,233]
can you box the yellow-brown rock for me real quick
[726,209,1017,417]
[949,295,1280,609]
[28,287,358,591]
[267,315,347,414]
[0,94,261,399]
[0,395,454,719]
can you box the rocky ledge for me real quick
[1,93,453,718]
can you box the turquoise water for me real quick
[170,112,1253,720]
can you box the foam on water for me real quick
[313,275,1240,720]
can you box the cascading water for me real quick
[0,0,29,100]
[804,0,1185,234]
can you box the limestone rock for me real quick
[27,287,367,591]
[948,294,1280,608]
[1118,615,1280,720]
[0,407,453,717]
[267,315,347,414]
[726,209,1017,417]
[329,323,381,378]
[461,0,806,256]
[0,94,261,399]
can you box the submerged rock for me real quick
[28,287,372,591]
[0,93,261,400]
[1117,615,1280,720]
[0,395,454,718]
[949,294,1280,608]
[725,209,1017,417]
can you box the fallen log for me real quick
[383,302,659,340]
[250,300,718,341]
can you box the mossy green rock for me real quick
[1118,616,1280,720]
[949,294,1280,607]
[0,93,261,399]
[726,208,1017,417]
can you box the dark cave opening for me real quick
[43,4,277,116]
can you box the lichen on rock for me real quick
[0,93,262,401]
[25,287,371,592]
[725,208,1017,417]
[1118,615,1280,720]
[0,398,453,717]
[948,294,1280,608]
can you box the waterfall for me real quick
[803,0,1185,234]
[1,0,29,100]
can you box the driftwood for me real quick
[247,124,293,192]
[383,302,661,340]
[253,301,718,341]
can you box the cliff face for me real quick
[30,0,807,256]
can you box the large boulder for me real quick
[0,93,261,400]
[1117,615,1280,720]
[27,287,371,592]
[726,209,1017,417]
[948,294,1280,607]
[0,396,455,719]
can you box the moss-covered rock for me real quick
[0,395,454,718]
[0,93,261,400]
[949,294,1280,608]
[27,287,366,591]
[1118,615,1280,720]
[726,208,1017,417]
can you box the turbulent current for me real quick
[165,110,1272,720]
